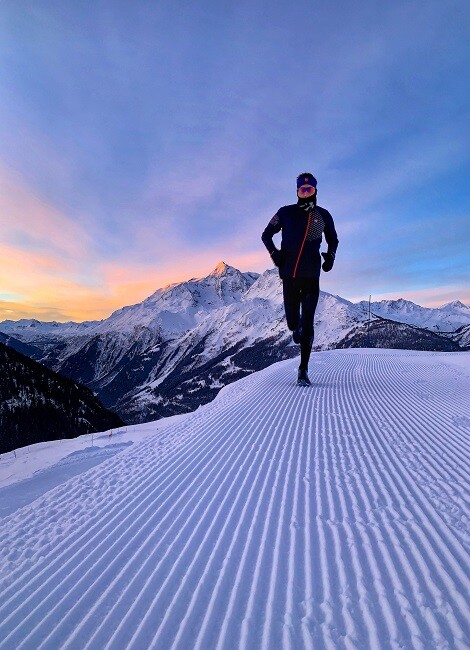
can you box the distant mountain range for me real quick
[0,342,124,455]
[1,262,468,424]
[357,297,470,331]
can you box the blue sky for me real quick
[0,0,469,320]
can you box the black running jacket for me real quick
[261,202,339,280]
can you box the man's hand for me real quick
[321,252,335,272]
[270,248,283,267]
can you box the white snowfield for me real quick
[0,349,469,650]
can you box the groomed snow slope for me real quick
[0,349,469,650]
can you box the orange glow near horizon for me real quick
[0,182,269,321]
[0,241,271,322]
[2,245,468,323]
[1,166,467,324]
[0,165,275,322]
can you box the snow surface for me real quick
[0,349,469,649]
[0,414,189,514]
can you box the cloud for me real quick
[0,169,107,320]
[0,165,94,263]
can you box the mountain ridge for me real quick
[1,262,468,424]
[1,261,467,336]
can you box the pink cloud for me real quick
[0,165,94,262]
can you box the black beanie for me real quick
[296,173,317,189]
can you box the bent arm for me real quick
[323,210,339,257]
[261,212,282,254]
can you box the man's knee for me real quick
[286,314,300,331]
[301,326,314,340]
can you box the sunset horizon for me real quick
[1,256,468,325]
[1,1,468,323]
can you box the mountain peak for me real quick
[210,261,235,277]
[441,300,468,310]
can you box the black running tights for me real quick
[282,277,320,370]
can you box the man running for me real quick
[261,172,339,386]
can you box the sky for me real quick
[0,0,469,322]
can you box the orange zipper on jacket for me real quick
[293,211,312,278]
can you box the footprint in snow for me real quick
[451,415,470,428]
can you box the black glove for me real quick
[321,252,335,272]
[270,248,283,267]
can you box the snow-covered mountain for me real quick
[452,323,470,349]
[0,262,467,423]
[0,350,468,648]
[2,265,467,345]
[0,262,259,343]
[336,318,462,352]
[357,297,470,331]
[0,264,365,422]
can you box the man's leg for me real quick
[299,279,320,371]
[282,279,301,333]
